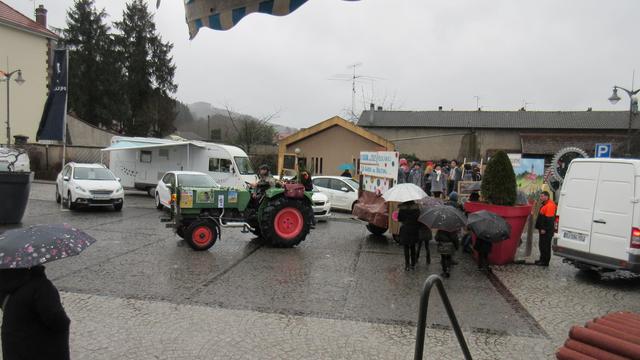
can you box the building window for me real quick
[283,155,296,170]
[159,149,169,159]
[140,150,152,163]
[319,157,323,175]
[314,157,319,174]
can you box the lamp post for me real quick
[608,85,639,157]
[0,69,26,146]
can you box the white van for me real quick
[102,136,258,194]
[554,158,640,274]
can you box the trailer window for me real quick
[140,150,152,163]
[234,157,255,175]
[209,158,232,172]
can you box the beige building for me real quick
[0,2,57,145]
[277,116,395,176]
[358,108,640,161]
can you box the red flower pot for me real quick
[464,201,532,265]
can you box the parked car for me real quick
[56,163,124,211]
[311,186,331,221]
[312,176,359,211]
[554,158,640,274]
[155,171,219,209]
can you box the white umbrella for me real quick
[382,183,428,203]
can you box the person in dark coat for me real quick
[415,225,432,266]
[422,165,433,195]
[435,230,458,278]
[447,160,462,195]
[398,202,421,271]
[397,158,410,184]
[0,266,70,360]
[340,169,352,178]
[474,236,493,271]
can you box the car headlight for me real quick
[75,185,87,193]
[115,186,124,193]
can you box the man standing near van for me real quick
[535,191,557,266]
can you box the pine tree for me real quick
[63,0,123,128]
[114,0,177,136]
[480,151,517,206]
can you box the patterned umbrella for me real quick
[418,205,467,231]
[0,224,96,269]
[416,195,443,210]
[184,0,361,38]
[467,210,511,243]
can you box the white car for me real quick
[312,176,359,211]
[311,186,331,221]
[56,163,124,211]
[155,171,219,209]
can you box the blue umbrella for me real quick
[338,163,355,171]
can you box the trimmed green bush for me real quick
[481,151,517,206]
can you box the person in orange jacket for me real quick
[535,191,557,266]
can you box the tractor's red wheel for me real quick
[274,207,304,240]
[185,220,218,251]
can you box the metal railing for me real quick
[414,274,473,360]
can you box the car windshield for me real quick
[73,167,115,181]
[344,178,359,190]
[178,174,218,187]
[234,157,255,175]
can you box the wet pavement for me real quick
[1,182,639,359]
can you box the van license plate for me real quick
[563,231,586,242]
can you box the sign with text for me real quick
[595,143,612,158]
[360,151,399,194]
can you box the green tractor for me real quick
[165,181,315,251]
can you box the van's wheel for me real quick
[261,197,311,247]
[155,192,163,210]
[55,185,61,203]
[366,223,387,235]
[185,220,218,251]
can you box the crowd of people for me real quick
[397,158,482,198]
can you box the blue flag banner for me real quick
[185,0,359,39]
[37,49,68,142]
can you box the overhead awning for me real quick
[101,140,205,152]
[520,133,627,156]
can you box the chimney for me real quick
[587,107,592,111]
[377,106,382,111]
[438,106,443,111]
[35,5,47,28]
[369,103,375,123]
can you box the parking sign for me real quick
[595,143,612,158]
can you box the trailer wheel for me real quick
[366,223,387,236]
[185,220,218,251]
[261,197,311,247]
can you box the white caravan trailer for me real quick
[102,136,258,194]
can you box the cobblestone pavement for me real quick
[0,183,638,359]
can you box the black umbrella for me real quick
[0,224,96,269]
[467,210,511,243]
[418,205,467,231]
[416,195,443,210]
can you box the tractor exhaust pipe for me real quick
[215,209,254,233]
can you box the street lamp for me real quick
[0,69,26,146]
[608,85,639,157]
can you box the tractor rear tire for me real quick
[366,223,387,236]
[185,219,218,251]
[261,197,311,248]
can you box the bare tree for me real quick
[224,106,278,155]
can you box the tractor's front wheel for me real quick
[185,220,218,251]
[261,197,311,247]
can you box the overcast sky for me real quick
[6,0,640,127]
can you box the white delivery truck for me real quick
[553,158,640,274]
[102,136,258,195]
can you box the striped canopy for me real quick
[184,0,359,39]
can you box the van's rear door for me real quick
[557,161,599,253]
[590,162,635,261]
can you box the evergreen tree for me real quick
[480,151,517,206]
[63,0,123,128]
[114,0,177,136]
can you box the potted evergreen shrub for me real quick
[464,151,532,264]
[0,147,33,224]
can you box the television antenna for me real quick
[329,63,383,120]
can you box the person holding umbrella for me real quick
[467,210,511,272]
[398,201,421,271]
[0,223,96,359]
[418,205,467,278]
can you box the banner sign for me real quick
[360,151,399,194]
[37,49,68,141]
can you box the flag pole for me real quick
[61,47,68,168]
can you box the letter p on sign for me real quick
[595,143,612,158]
